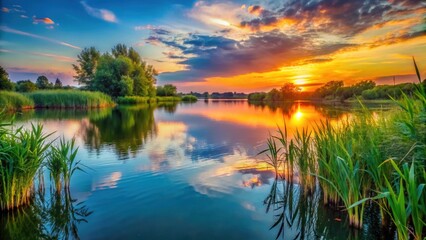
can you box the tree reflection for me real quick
[0,189,92,240]
[248,101,349,119]
[80,104,158,158]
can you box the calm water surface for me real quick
[0,100,394,239]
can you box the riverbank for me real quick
[0,91,198,111]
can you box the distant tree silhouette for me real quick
[36,75,52,89]
[0,65,14,90]
[55,78,63,88]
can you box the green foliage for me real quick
[72,47,101,87]
[16,80,37,92]
[0,66,14,91]
[47,137,81,193]
[0,123,51,211]
[260,61,426,238]
[156,84,177,96]
[156,96,181,102]
[27,90,114,108]
[74,44,157,97]
[181,95,198,102]
[0,113,84,212]
[116,96,152,104]
[35,76,52,89]
[0,91,34,111]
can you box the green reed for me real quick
[27,90,114,108]
[259,59,426,237]
[47,137,82,193]
[0,113,83,211]
[0,91,34,111]
[0,123,51,211]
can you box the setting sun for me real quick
[0,1,425,239]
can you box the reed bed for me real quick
[27,90,114,108]
[0,114,83,211]
[116,96,153,104]
[0,91,34,111]
[260,59,426,239]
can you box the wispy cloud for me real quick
[0,26,81,50]
[33,17,55,25]
[1,48,75,62]
[81,1,118,23]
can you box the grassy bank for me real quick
[27,90,114,108]
[0,91,34,111]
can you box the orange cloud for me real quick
[33,17,55,24]
[247,5,263,16]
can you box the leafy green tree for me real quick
[157,84,177,96]
[16,80,37,92]
[93,54,134,97]
[54,78,63,88]
[110,44,157,96]
[74,44,157,97]
[111,44,128,58]
[0,66,14,90]
[36,75,52,89]
[72,47,100,88]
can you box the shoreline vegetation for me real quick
[260,59,425,239]
[0,90,198,111]
[0,114,83,211]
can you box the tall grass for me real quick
[27,90,114,108]
[47,137,81,193]
[0,114,84,211]
[116,96,153,104]
[259,59,426,238]
[0,123,51,210]
[0,91,34,111]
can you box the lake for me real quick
[0,100,395,239]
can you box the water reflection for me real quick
[264,178,395,240]
[3,100,396,239]
[0,189,92,240]
[80,105,157,158]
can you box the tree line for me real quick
[0,66,70,92]
[1,44,180,98]
[248,80,426,102]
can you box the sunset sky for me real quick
[1,0,425,92]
